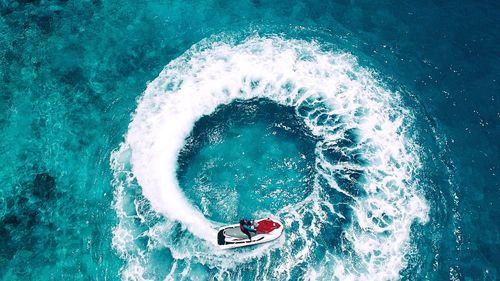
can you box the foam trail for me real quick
[111,35,429,280]
[126,95,218,242]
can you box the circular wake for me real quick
[111,36,429,280]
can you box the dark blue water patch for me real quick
[0,173,58,277]
[32,172,56,200]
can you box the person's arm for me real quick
[243,224,257,233]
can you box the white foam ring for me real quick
[111,36,429,280]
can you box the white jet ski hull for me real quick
[217,218,284,249]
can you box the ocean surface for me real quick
[0,0,498,280]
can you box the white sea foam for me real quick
[111,35,429,280]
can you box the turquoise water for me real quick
[177,99,317,222]
[1,0,498,280]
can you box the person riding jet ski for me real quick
[239,218,257,241]
[217,218,284,249]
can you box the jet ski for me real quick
[217,218,284,249]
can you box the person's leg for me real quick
[242,229,251,240]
